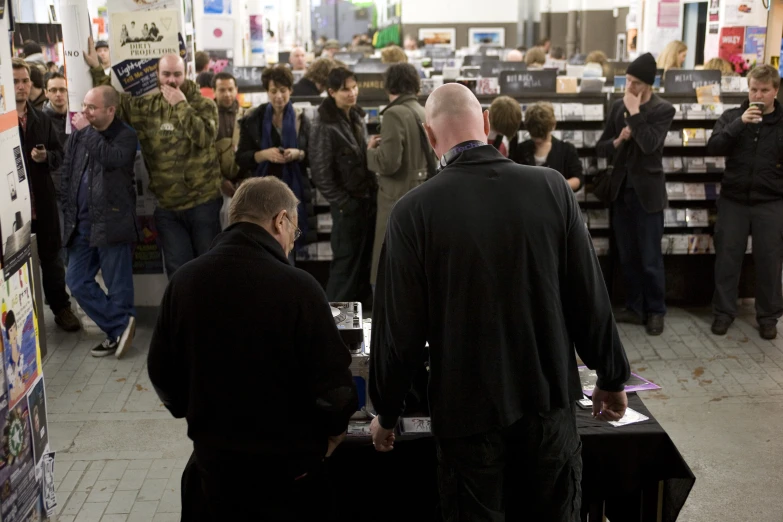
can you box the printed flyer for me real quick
[0,263,40,410]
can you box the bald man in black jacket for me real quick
[369,83,630,521]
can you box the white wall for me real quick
[542,0,628,13]
[400,0,518,23]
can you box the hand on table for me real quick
[591,387,628,422]
[370,416,395,452]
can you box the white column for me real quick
[59,0,94,131]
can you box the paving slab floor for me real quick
[42,304,783,521]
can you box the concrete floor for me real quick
[41,304,783,521]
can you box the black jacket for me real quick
[292,78,321,97]
[597,95,675,213]
[42,102,67,199]
[61,118,140,247]
[235,103,311,181]
[369,145,630,438]
[512,137,584,190]
[309,97,377,207]
[20,102,64,253]
[148,222,357,458]
[706,99,783,205]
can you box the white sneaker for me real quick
[115,316,136,359]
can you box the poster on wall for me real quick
[709,0,720,21]
[0,400,39,522]
[204,0,231,15]
[201,17,234,50]
[468,28,505,47]
[724,1,768,26]
[249,14,265,64]
[744,26,766,62]
[418,28,456,50]
[263,4,279,63]
[657,0,680,28]
[719,26,745,62]
[41,452,56,516]
[0,119,32,282]
[1,263,41,410]
[25,378,47,465]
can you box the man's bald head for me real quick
[158,54,186,89]
[506,49,524,62]
[423,83,489,158]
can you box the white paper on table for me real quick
[608,407,649,427]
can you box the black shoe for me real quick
[115,316,136,360]
[759,323,777,340]
[614,309,644,325]
[646,314,664,336]
[55,307,82,332]
[91,338,118,357]
[711,316,733,336]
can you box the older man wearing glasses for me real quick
[61,85,140,358]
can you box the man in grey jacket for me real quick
[367,63,436,287]
[61,86,139,358]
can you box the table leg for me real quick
[641,480,664,522]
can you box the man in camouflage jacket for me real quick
[86,41,222,278]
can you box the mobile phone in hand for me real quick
[35,144,45,151]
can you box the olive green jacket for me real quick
[91,66,221,210]
[366,94,436,283]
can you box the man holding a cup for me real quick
[707,65,783,339]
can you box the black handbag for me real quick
[592,165,616,206]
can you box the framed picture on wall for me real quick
[468,28,505,48]
[418,28,456,49]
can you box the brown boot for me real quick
[55,308,81,332]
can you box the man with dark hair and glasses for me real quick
[61,86,139,358]
[149,176,356,520]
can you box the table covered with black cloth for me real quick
[328,393,695,521]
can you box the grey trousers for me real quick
[713,197,783,325]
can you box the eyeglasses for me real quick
[284,214,301,240]
[82,104,105,112]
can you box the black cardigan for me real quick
[511,136,584,190]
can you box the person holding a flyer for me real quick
[84,38,222,279]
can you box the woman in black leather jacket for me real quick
[308,67,376,306]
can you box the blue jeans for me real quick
[154,198,222,278]
[66,230,135,339]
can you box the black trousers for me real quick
[327,197,376,307]
[713,197,783,325]
[436,407,582,522]
[612,188,666,317]
[181,449,333,521]
[32,217,70,314]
